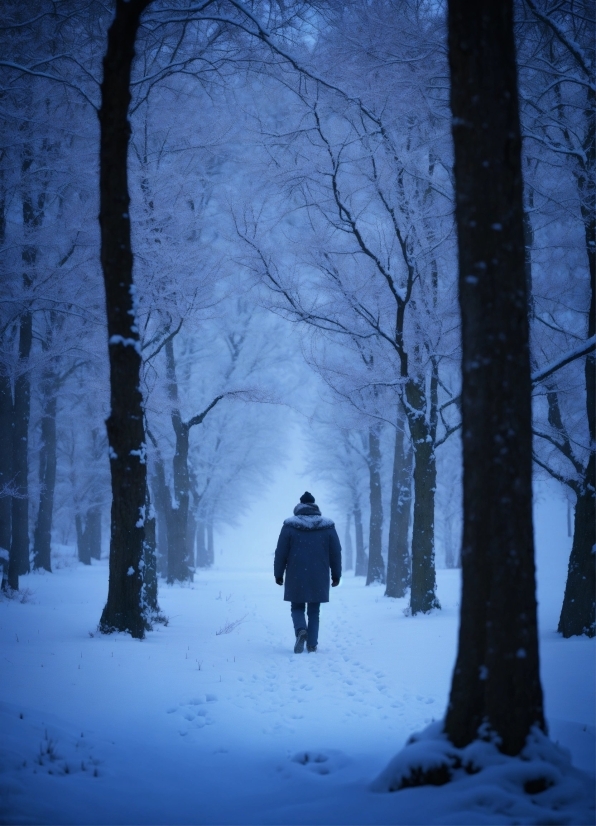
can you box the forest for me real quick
[0,0,594,824]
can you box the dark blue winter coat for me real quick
[274,504,342,603]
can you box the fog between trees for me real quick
[0,0,593,761]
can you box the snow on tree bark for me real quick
[444,0,546,754]
[98,0,153,639]
[406,379,440,614]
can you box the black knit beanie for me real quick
[300,491,315,504]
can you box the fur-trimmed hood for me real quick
[283,514,335,531]
[283,502,335,531]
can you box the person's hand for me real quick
[332,578,340,587]
[275,577,283,586]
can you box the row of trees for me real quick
[233,0,594,630]
[0,0,293,607]
[0,0,592,773]
[0,0,592,641]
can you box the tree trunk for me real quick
[443,519,460,569]
[353,503,367,576]
[366,427,385,584]
[148,447,170,578]
[98,0,153,639]
[385,424,412,598]
[578,82,594,453]
[164,338,193,583]
[9,308,32,588]
[187,507,196,570]
[444,0,545,755]
[207,520,214,566]
[142,485,163,620]
[558,455,595,637]
[32,378,57,572]
[343,512,354,571]
[76,513,91,565]
[87,507,102,560]
[167,420,192,583]
[196,520,209,568]
[0,374,12,557]
[558,117,595,636]
[405,380,440,614]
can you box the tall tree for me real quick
[32,366,58,573]
[444,0,545,754]
[516,0,595,638]
[365,425,385,585]
[98,0,153,639]
[385,421,412,598]
[9,298,32,587]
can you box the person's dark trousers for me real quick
[290,602,320,649]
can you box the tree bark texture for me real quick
[98,0,153,639]
[444,0,545,755]
[165,338,192,583]
[13,143,48,584]
[0,374,12,557]
[141,485,162,620]
[167,419,193,582]
[578,83,594,451]
[558,453,595,637]
[366,427,385,585]
[9,308,32,587]
[385,424,412,598]
[405,380,439,613]
[32,380,57,572]
[557,129,595,636]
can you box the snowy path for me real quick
[1,559,594,824]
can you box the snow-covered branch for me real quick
[532,335,596,385]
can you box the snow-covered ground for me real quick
[0,485,594,824]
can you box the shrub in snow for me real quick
[0,586,35,604]
[372,722,594,824]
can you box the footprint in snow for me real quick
[291,750,349,775]
[169,695,218,735]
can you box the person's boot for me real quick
[294,628,307,653]
[307,644,317,653]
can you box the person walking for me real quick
[274,492,342,653]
